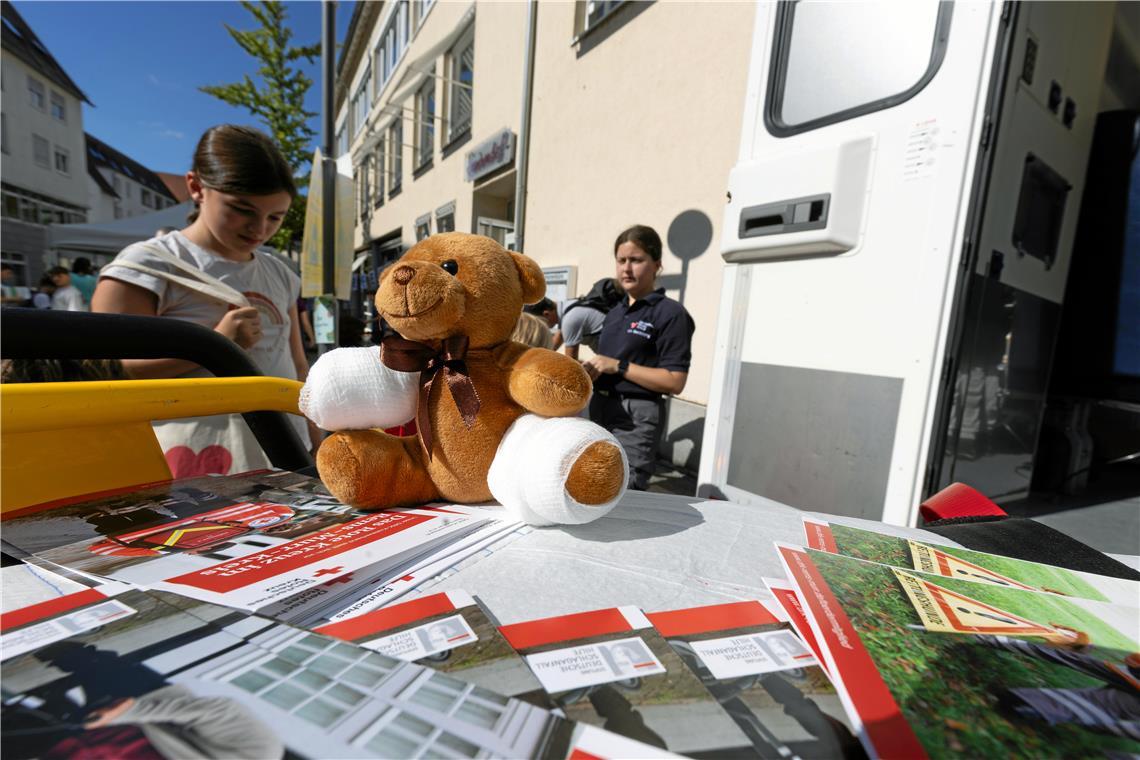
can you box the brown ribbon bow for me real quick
[380,334,482,459]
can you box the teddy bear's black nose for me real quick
[393,266,416,285]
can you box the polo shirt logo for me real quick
[627,320,654,339]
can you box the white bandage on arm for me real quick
[487,414,628,526]
[298,346,420,431]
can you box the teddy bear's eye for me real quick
[440,260,459,276]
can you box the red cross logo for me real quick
[325,574,354,586]
[313,566,344,578]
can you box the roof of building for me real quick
[156,172,191,203]
[335,0,382,114]
[1,0,91,104]
[85,133,179,201]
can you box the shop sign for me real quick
[465,129,515,182]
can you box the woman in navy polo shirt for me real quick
[582,225,695,490]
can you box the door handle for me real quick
[739,194,830,239]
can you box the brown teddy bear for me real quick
[299,233,629,526]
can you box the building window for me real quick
[412,0,436,31]
[358,157,372,217]
[336,125,348,157]
[141,189,153,208]
[580,0,625,34]
[353,69,371,137]
[373,137,385,207]
[1,114,8,154]
[415,212,431,241]
[374,0,409,97]
[32,135,49,168]
[766,1,950,136]
[388,120,403,194]
[50,91,66,121]
[435,201,455,233]
[27,76,45,110]
[53,146,69,175]
[445,30,474,144]
[415,76,435,170]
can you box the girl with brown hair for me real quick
[92,125,316,477]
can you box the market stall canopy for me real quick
[47,201,194,254]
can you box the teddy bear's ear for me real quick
[511,252,547,304]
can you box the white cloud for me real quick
[159,129,186,140]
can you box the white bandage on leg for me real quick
[298,346,420,432]
[487,414,628,527]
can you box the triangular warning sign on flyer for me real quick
[892,568,1058,636]
[906,540,1039,591]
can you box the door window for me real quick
[766,0,951,136]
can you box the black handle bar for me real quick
[1,308,313,472]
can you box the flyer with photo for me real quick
[1,585,580,760]
[763,578,827,671]
[777,544,1140,760]
[500,605,757,757]
[803,517,1140,607]
[315,589,553,708]
[0,471,488,612]
[645,600,862,759]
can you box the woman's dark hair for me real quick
[71,257,93,275]
[187,125,297,223]
[613,224,663,262]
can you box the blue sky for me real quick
[14,0,355,176]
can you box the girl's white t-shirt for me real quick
[100,231,307,477]
[101,231,301,381]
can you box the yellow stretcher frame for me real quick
[0,377,304,515]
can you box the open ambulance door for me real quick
[700,1,1120,525]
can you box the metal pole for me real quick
[320,0,338,349]
[512,0,538,252]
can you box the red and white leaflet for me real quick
[315,590,480,661]
[763,576,827,672]
[646,600,816,678]
[776,543,927,760]
[501,606,667,693]
[151,509,486,610]
[802,517,839,553]
[565,724,686,760]
[325,519,525,621]
[0,582,135,661]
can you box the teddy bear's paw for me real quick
[300,346,419,432]
[565,441,626,505]
[316,430,438,509]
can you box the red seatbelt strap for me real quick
[920,482,1007,523]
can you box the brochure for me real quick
[500,605,758,757]
[762,577,827,671]
[777,544,1140,759]
[0,471,488,613]
[646,600,863,759]
[804,517,1140,607]
[0,583,604,760]
[314,589,553,707]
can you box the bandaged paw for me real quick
[487,414,628,526]
[299,346,419,431]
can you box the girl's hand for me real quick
[215,306,262,349]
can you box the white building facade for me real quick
[1,0,91,287]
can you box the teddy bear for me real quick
[298,232,629,526]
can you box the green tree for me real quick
[199,1,318,252]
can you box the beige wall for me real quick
[523,1,755,406]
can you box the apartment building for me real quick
[336,1,755,470]
[0,0,91,287]
[85,132,179,223]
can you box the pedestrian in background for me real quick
[32,274,54,309]
[92,124,317,477]
[557,277,623,359]
[511,311,555,349]
[69,257,97,307]
[583,225,694,490]
[47,267,85,311]
[523,298,558,330]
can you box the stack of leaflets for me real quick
[0,582,681,760]
[768,518,1140,759]
[0,471,522,628]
